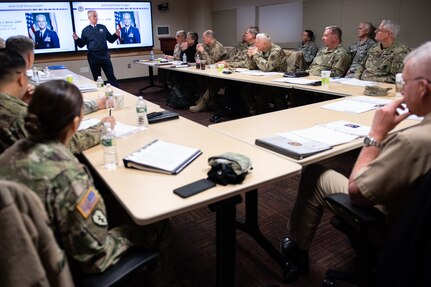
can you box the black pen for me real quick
[109,108,112,116]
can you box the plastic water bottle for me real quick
[150,49,155,61]
[105,83,114,109]
[96,76,104,98]
[136,96,149,129]
[182,53,187,64]
[101,122,118,169]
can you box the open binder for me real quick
[123,140,202,174]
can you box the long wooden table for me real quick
[209,95,418,166]
[63,68,303,286]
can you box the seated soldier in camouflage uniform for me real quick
[355,20,410,83]
[242,33,287,114]
[0,50,114,154]
[308,26,350,78]
[295,30,318,68]
[189,30,227,112]
[345,21,376,78]
[0,80,176,286]
[190,27,260,113]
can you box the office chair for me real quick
[71,248,160,287]
[0,180,73,287]
[322,170,431,287]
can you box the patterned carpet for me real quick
[118,77,359,287]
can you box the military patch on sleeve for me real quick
[76,186,99,219]
[92,209,108,227]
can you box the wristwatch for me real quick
[363,136,381,148]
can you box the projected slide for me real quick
[0,2,76,54]
[72,2,154,50]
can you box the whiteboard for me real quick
[257,1,303,44]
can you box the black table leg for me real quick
[208,195,242,287]
[139,66,165,95]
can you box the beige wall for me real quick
[213,0,431,49]
[36,0,430,80]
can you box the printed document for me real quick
[321,96,392,114]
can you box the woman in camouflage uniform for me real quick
[0,80,175,286]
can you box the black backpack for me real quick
[166,85,193,110]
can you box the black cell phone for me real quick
[173,179,216,198]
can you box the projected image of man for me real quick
[34,14,60,49]
[120,12,140,44]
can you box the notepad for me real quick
[320,96,392,114]
[123,140,202,174]
[256,121,370,160]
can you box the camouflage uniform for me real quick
[308,45,350,77]
[83,99,99,115]
[226,41,254,68]
[345,38,376,78]
[0,92,100,154]
[0,139,175,285]
[246,43,287,72]
[198,40,227,64]
[355,41,410,83]
[242,43,287,114]
[295,41,319,66]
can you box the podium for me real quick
[159,37,176,55]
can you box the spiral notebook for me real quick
[123,140,202,174]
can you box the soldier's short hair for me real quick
[248,27,260,37]
[325,26,342,43]
[256,33,271,41]
[404,41,431,77]
[176,30,187,39]
[25,80,83,142]
[0,50,26,84]
[204,30,215,39]
[187,31,198,42]
[304,29,315,42]
[6,35,34,59]
[380,20,400,38]
[0,37,5,48]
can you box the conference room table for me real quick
[53,69,303,286]
[209,92,419,166]
[137,59,395,98]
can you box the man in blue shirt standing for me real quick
[73,10,120,87]
[120,12,141,44]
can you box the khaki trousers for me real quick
[289,164,348,250]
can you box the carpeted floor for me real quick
[118,77,359,287]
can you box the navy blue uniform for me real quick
[120,26,141,44]
[75,24,119,87]
[35,29,60,49]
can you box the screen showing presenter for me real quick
[119,12,141,44]
[34,14,60,49]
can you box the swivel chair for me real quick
[322,170,431,287]
[71,248,159,287]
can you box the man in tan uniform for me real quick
[280,41,431,283]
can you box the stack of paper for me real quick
[321,96,392,114]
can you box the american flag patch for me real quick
[76,186,99,219]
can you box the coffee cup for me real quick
[114,93,125,108]
[321,70,331,86]
[395,73,403,97]
[65,74,74,83]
